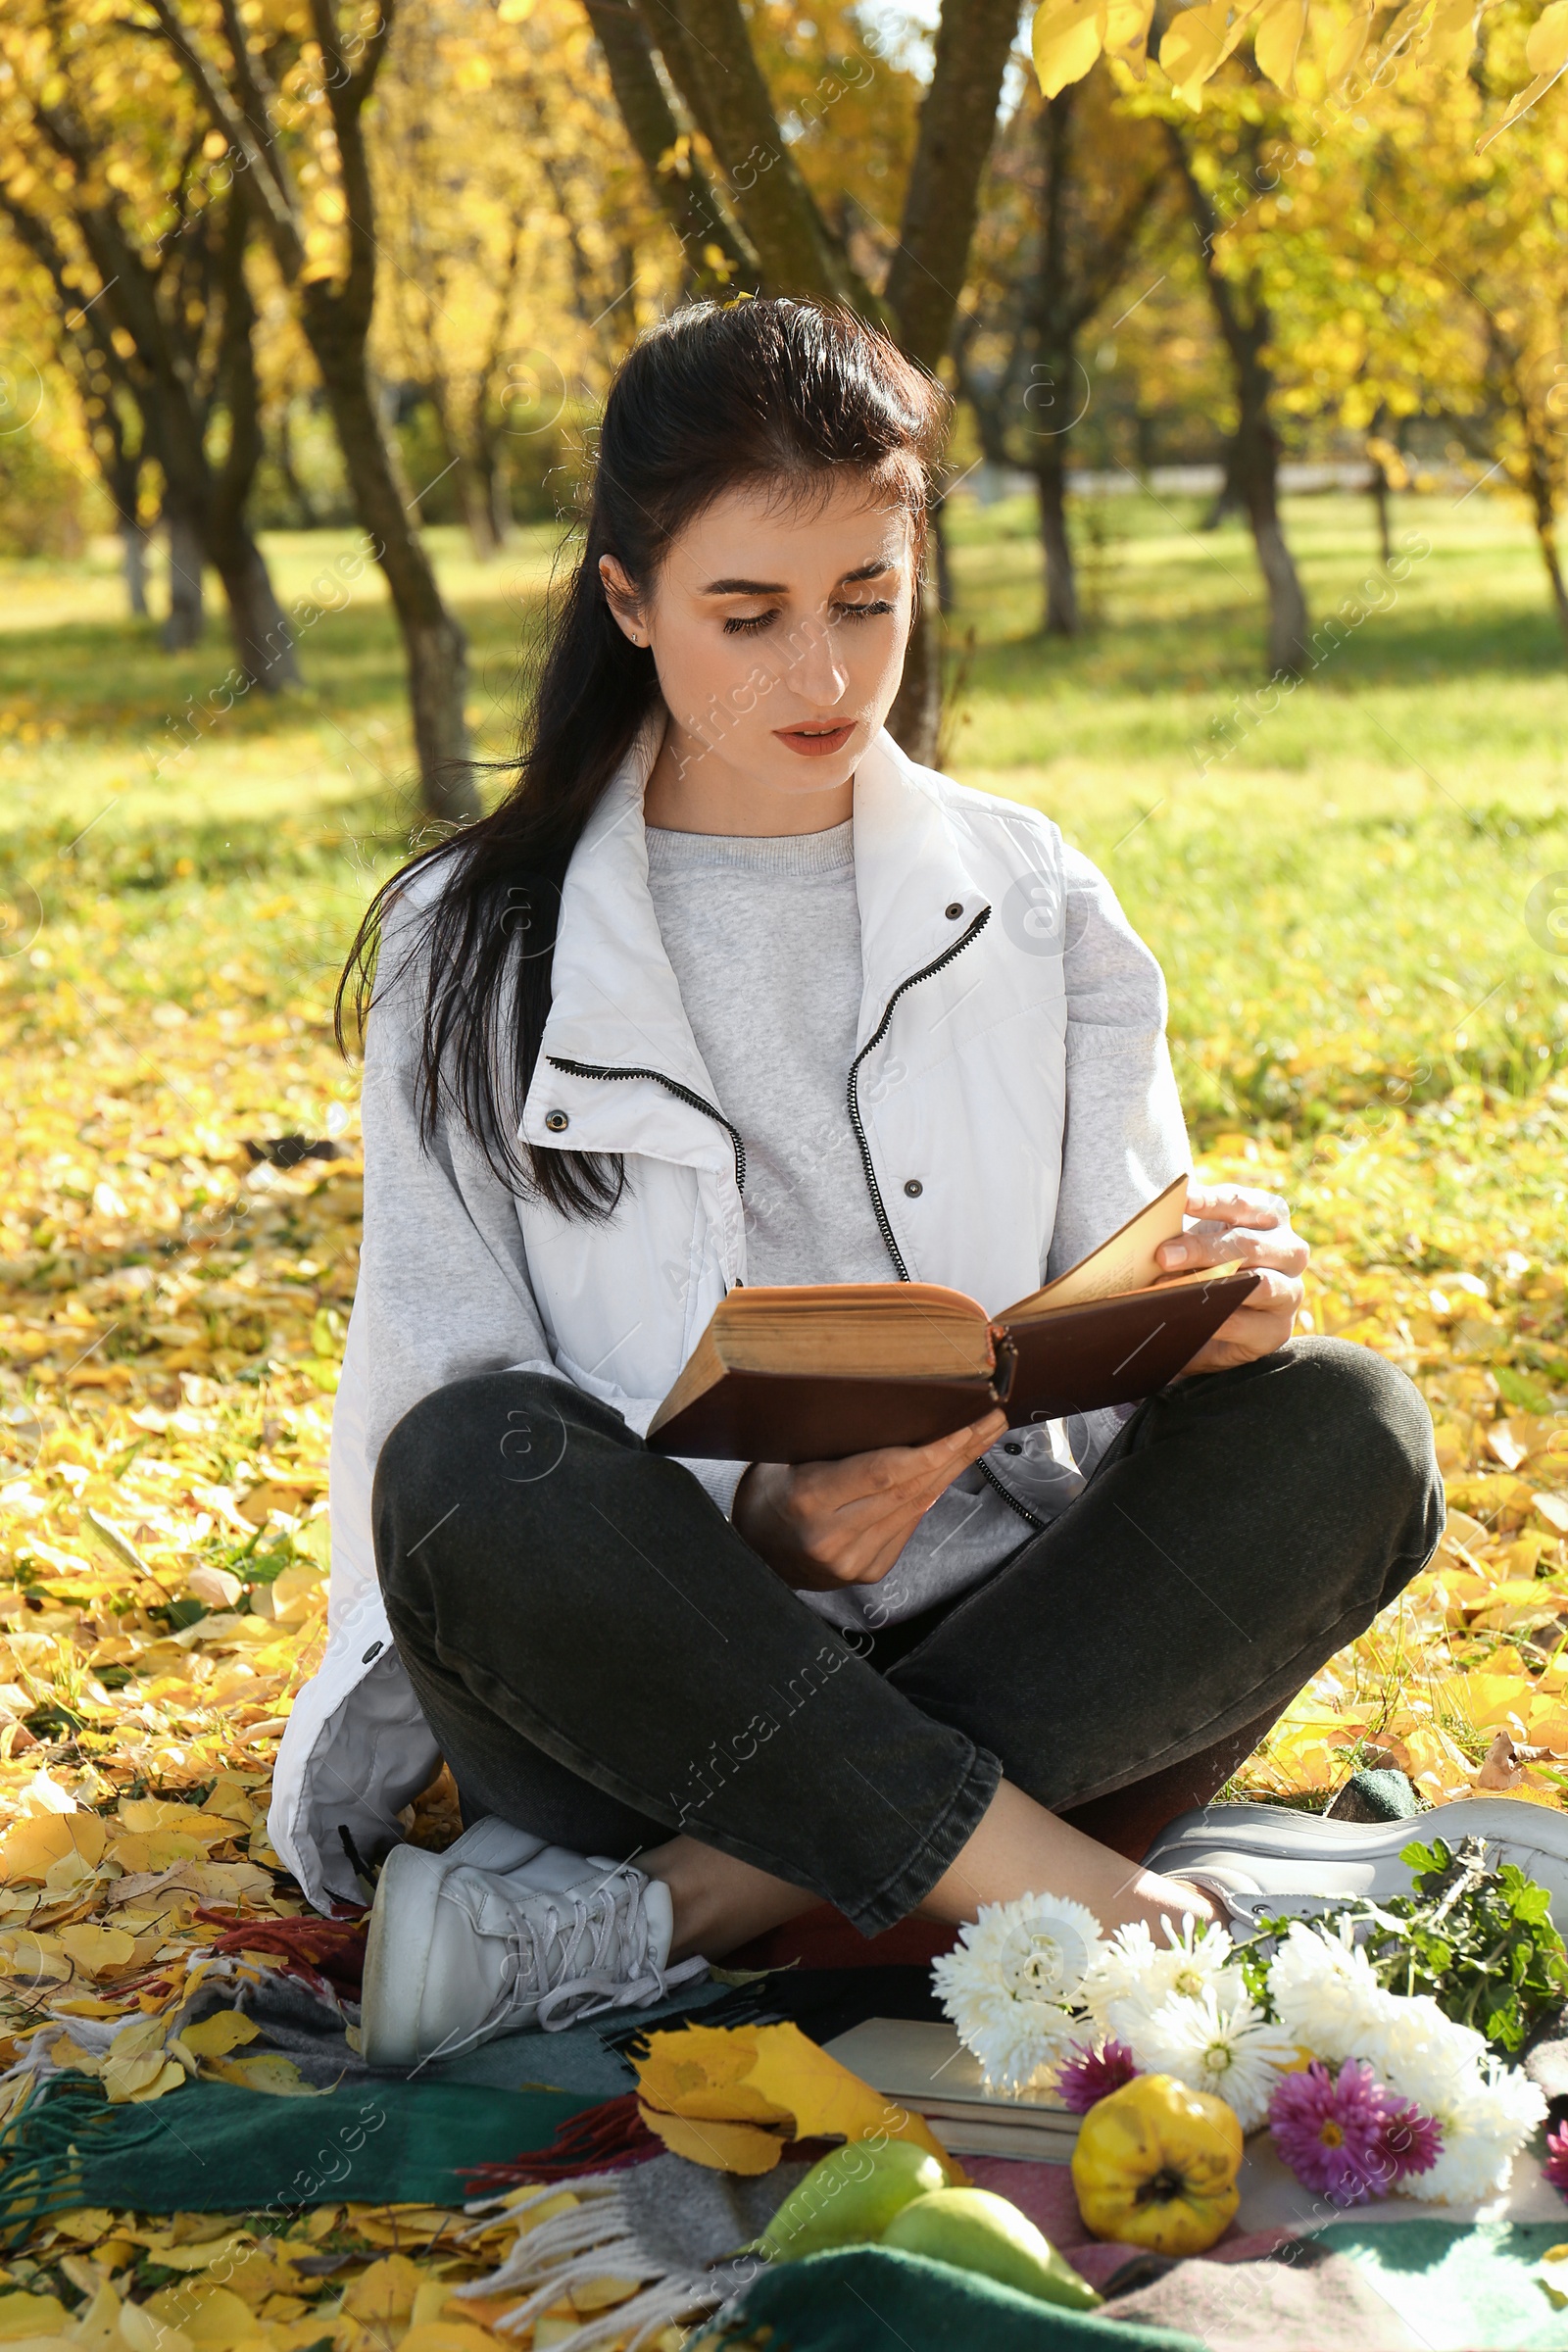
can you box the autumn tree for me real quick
[0,6,299,683]
[0,216,153,612]
[145,0,481,820]
[956,66,1168,634]
[581,0,1023,760]
[372,0,677,562]
[1220,2,1568,652]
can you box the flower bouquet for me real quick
[932,1836,1561,2216]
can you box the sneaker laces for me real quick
[429,1866,703,2060]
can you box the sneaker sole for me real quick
[1146,1797,1568,1928]
[360,1842,445,2069]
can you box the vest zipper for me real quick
[845,906,990,1280]
[845,906,1046,1533]
[546,1055,747,1193]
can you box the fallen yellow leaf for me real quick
[0,2289,70,2340]
[200,2051,319,2096]
[0,1811,106,1885]
[179,2009,261,2059]
[58,1923,137,1978]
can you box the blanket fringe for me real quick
[458,2173,743,2351]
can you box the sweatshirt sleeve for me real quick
[1047,844,1192,1282]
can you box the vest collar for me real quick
[523,712,991,1152]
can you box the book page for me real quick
[1001,1171,1190,1321]
[711,1283,992,1379]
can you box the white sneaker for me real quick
[360,1834,707,2069]
[1145,1796,1568,1932]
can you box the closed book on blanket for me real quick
[646,1172,1259,1463]
[822,2018,1082,2162]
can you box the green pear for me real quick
[757,2138,949,2262]
[881,2186,1102,2309]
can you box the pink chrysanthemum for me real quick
[1545,2123,1568,2199]
[1055,2039,1140,2114]
[1377,2101,1444,2184]
[1269,2059,1442,2205]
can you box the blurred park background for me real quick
[1,0,1568,2020]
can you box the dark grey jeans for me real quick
[372,1337,1443,1935]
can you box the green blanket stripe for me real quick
[0,2078,597,2240]
[720,2247,1206,2352]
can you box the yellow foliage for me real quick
[178,2009,261,2059]
[634,2020,957,2176]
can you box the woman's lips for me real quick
[773,722,856,759]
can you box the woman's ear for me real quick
[598,555,649,648]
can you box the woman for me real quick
[269,299,1450,2069]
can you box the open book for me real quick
[647,1172,1259,1462]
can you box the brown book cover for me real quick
[647,1175,1261,1463]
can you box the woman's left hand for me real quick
[1159,1181,1309,1375]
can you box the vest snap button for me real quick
[945,901,963,920]
[904,1178,923,1198]
[362,1641,383,1663]
[1004,1442,1023,1456]
[545,1110,569,1133]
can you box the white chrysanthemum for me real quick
[1266,1919,1390,2066]
[932,1891,1104,2092]
[1111,1983,1297,2131]
[1397,2058,1547,2205]
[1359,1987,1488,2118]
[1081,1913,1233,2029]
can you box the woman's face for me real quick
[600,473,915,821]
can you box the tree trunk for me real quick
[580,0,756,295]
[162,497,205,650]
[108,446,150,616]
[122,520,151,617]
[1369,451,1393,569]
[889,593,943,765]
[1200,441,1244,530]
[1537,519,1568,658]
[1235,415,1310,675]
[653,0,860,303]
[305,305,478,821]
[1168,124,1309,678]
[932,497,954,618]
[210,529,301,691]
[1524,434,1568,659]
[486,441,514,548]
[1035,428,1080,637]
[885,0,1038,371]
[461,463,501,561]
[210,191,301,691]
[276,407,321,529]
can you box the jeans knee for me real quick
[1288,1336,1443,1549]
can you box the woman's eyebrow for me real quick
[699,556,897,596]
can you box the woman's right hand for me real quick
[732,1410,1007,1592]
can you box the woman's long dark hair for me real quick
[339,298,950,1220]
